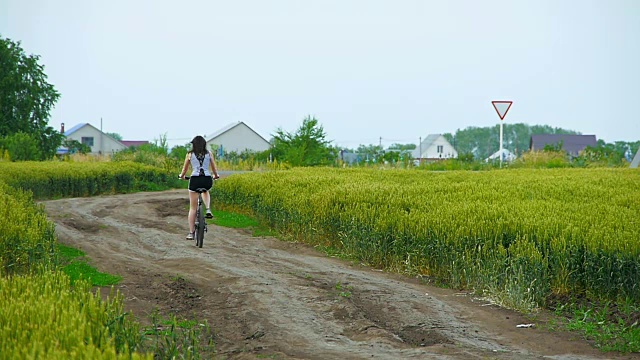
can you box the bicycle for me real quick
[182,176,218,248]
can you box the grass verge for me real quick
[57,244,122,286]
[208,209,276,237]
[550,298,640,352]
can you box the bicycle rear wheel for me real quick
[196,195,205,248]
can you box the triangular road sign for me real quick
[492,101,513,120]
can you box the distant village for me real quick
[57,121,640,168]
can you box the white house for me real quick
[58,123,126,155]
[486,149,516,163]
[411,134,458,161]
[206,122,270,154]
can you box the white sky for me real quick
[1,0,638,148]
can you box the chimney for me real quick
[61,123,65,134]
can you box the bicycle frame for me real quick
[182,176,210,248]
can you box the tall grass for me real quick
[0,161,194,358]
[0,272,150,359]
[0,161,179,199]
[0,182,56,276]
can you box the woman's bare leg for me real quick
[188,191,199,233]
[202,190,211,210]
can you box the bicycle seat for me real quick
[194,188,208,193]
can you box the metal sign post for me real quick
[491,101,513,168]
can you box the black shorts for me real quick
[188,175,213,192]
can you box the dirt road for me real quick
[44,190,633,360]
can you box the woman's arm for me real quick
[179,153,190,179]
[209,151,220,179]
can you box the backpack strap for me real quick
[194,152,206,176]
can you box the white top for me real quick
[190,152,212,176]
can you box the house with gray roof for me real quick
[529,134,597,156]
[206,122,270,154]
[56,123,149,155]
[57,123,126,155]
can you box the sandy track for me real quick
[43,190,632,360]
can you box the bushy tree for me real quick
[271,116,336,166]
[385,143,415,164]
[2,132,40,161]
[0,36,63,159]
[594,140,640,162]
[457,152,475,163]
[169,144,189,161]
[572,140,637,167]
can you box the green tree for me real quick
[0,36,62,159]
[2,132,40,161]
[575,139,639,166]
[386,143,415,164]
[169,144,189,161]
[606,140,640,162]
[383,150,401,163]
[356,144,384,164]
[271,116,336,166]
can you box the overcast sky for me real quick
[1,0,638,148]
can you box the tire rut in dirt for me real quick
[309,277,455,349]
[147,198,188,218]
[61,217,102,233]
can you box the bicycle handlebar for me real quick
[180,175,220,180]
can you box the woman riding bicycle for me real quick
[179,135,220,240]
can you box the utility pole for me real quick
[100,117,103,155]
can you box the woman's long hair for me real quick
[190,136,208,157]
